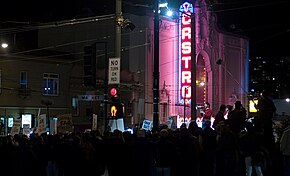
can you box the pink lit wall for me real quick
[157,1,249,123]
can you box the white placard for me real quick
[21,114,32,128]
[108,58,120,84]
[142,119,153,131]
[92,114,97,130]
[50,118,57,135]
[10,119,21,136]
[23,124,31,135]
[38,114,47,134]
[109,119,124,132]
[8,118,14,127]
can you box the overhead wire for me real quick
[0,0,288,65]
[0,1,288,56]
[0,14,116,35]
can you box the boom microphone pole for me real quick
[216,58,255,105]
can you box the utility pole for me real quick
[116,0,122,58]
[191,7,197,121]
[152,0,160,131]
[103,42,109,132]
[104,0,121,132]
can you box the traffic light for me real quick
[110,102,124,118]
[109,87,119,102]
[109,87,124,118]
[83,44,96,86]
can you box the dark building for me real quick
[249,56,290,99]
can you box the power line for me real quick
[0,14,115,36]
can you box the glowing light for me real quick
[110,106,117,117]
[200,82,205,86]
[286,98,290,102]
[1,43,8,48]
[249,100,258,112]
[110,87,118,96]
[166,10,173,17]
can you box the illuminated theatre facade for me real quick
[146,1,249,125]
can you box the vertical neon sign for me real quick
[180,2,194,105]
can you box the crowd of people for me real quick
[0,91,290,176]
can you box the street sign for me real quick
[108,57,120,84]
[78,95,104,101]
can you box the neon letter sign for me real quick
[180,2,193,105]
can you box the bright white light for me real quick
[200,82,205,86]
[286,98,290,102]
[166,10,173,17]
[1,43,8,48]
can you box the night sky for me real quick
[1,0,290,57]
[209,0,290,57]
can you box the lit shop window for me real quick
[43,73,59,96]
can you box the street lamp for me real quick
[1,43,8,48]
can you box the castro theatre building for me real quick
[143,0,249,127]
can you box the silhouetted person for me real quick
[154,129,175,176]
[175,127,201,176]
[240,122,264,176]
[255,90,276,150]
[213,104,226,129]
[131,129,152,176]
[13,136,39,176]
[104,130,127,176]
[228,101,246,135]
[280,123,290,176]
[188,120,203,145]
[89,130,106,176]
[215,123,238,176]
[201,120,217,176]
